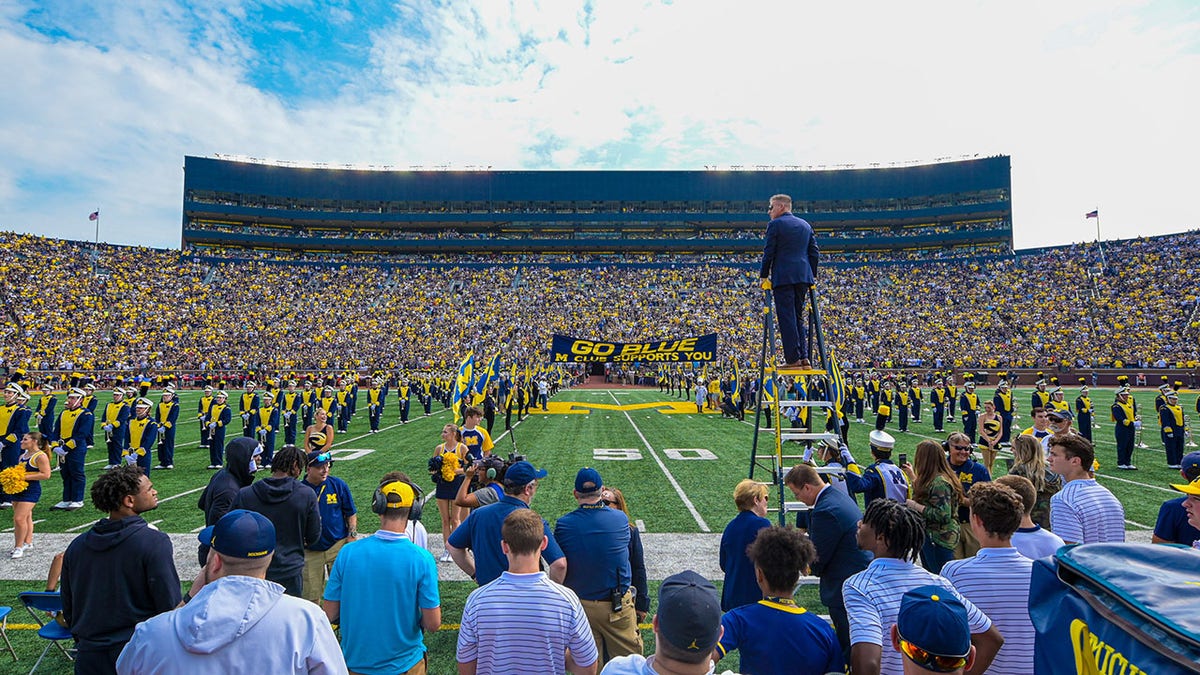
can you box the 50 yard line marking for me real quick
[607,391,709,532]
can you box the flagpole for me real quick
[1093,207,1107,272]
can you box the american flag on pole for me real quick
[88,211,100,221]
[1085,210,1098,219]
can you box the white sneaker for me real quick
[0,502,11,510]
[66,501,84,510]
[52,501,70,509]
[439,551,452,562]
[10,547,22,559]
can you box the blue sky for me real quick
[1,0,1196,249]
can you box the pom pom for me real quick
[0,464,29,495]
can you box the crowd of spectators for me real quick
[2,229,1197,377]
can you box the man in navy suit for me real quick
[786,462,870,659]
[760,193,820,367]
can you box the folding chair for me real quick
[0,605,16,661]
[17,592,74,674]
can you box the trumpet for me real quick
[1186,413,1198,448]
[1134,415,1150,449]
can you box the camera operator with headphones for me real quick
[323,472,441,675]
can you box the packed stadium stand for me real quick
[2,156,1197,380]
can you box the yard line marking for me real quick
[191,525,206,533]
[2,519,44,533]
[1124,519,1153,530]
[66,521,94,532]
[635,519,646,533]
[148,519,163,527]
[608,391,709,532]
[159,486,207,503]
[1094,473,1178,494]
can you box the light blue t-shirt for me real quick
[324,531,439,675]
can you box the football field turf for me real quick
[10,385,1191,537]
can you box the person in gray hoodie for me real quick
[233,444,320,597]
[196,436,261,565]
[116,509,346,675]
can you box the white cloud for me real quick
[0,0,1196,248]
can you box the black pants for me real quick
[74,645,125,675]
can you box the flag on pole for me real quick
[761,367,777,402]
[828,349,847,420]
[1085,210,1098,219]
[473,353,500,405]
[452,352,474,424]
[731,359,741,405]
[88,211,100,221]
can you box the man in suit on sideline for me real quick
[760,193,820,368]
[785,462,870,660]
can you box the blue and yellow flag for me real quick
[452,352,474,424]
[731,359,741,405]
[761,367,777,402]
[829,349,847,420]
[473,353,500,405]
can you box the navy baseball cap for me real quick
[897,585,971,663]
[503,460,548,487]
[198,509,276,559]
[1181,452,1200,479]
[657,570,722,654]
[575,467,603,493]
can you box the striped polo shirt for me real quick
[457,571,597,675]
[843,558,992,675]
[942,548,1035,674]
[1049,479,1126,544]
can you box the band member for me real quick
[945,374,958,420]
[366,378,386,431]
[1112,386,1137,470]
[875,380,895,431]
[155,386,180,469]
[280,381,302,446]
[256,392,281,467]
[1074,379,1095,441]
[206,390,234,469]
[102,387,131,470]
[1048,387,1070,415]
[1031,378,1050,411]
[993,380,1016,447]
[930,378,948,433]
[1,382,31,475]
[239,381,260,438]
[395,378,410,425]
[124,398,158,476]
[35,382,58,437]
[301,379,317,429]
[959,380,981,443]
[51,387,94,510]
[197,385,215,448]
[908,376,922,423]
[1161,391,1185,469]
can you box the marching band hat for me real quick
[1117,375,1129,383]
[125,387,138,398]
[84,382,96,391]
[1117,386,1131,395]
[134,397,152,409]
[1050,387,1063,395]
[214,389,228,399]
[1166,390,1179,400]
[68,387,86,398]
[1078,377,1087,384]
[965,380,976,389]
[4,382,24,397]
[163,385,176,395]
[1050,376,1060,386]
[245,380,257,388]
[998,380,1010,388]
[869,429,896,450]
[1035,379,1046,387]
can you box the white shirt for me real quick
[1049,478,1125,544]
[942,548,1036,674]
[1011,525,1065,560]
[843,558,992,675]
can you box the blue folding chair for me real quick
[0,605,16,661]
[17,592,74,674]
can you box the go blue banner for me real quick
[550,334,717,364]
[1029,543,1200,674]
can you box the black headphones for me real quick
[371,479,424,522]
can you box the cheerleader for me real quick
[5,432,52,557]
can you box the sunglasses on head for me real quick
[899,638,969,673]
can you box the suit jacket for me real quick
[809,485,870,607]
[760,212,819,286]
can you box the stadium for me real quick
[2,155,1199,674]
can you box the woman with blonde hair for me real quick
[431,423,468,562]
[720,478,771,611]
[599,486,650,622]
[1008,434,1061,529]
[903,440,964,573]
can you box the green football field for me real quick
[0,385,1193,674]
[10,385,1193,536]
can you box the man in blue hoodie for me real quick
[116,509,346,674]
[234,445,321,597]
[61,464,181,675]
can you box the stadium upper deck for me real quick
[182,155,1012,259]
